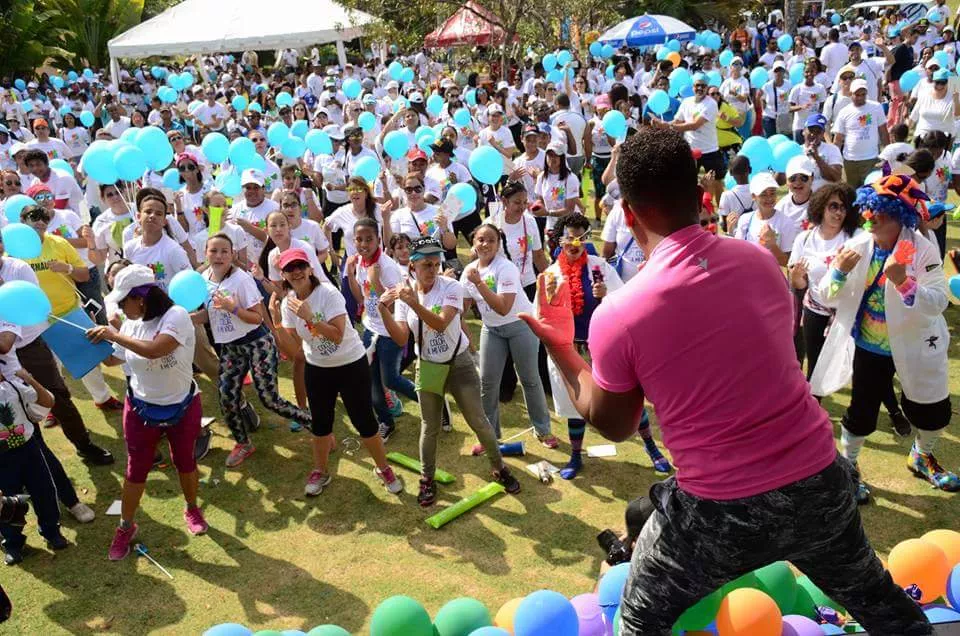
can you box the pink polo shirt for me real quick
[590,224,835,500]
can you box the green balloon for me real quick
[370,595,433,636]
[433,597,491,636]
[672,587,723,632]
[793,575,846,617]
[306,627,351,636]
[721,571,759,595]
[754,561,798,613]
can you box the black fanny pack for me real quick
[128,381,197,429]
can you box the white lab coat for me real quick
[538,255,622,418]
[810,228,949,403]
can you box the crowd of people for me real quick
[0,2,957,581]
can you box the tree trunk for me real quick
[784,0,802,36]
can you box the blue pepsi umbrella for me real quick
[597,14,696,48]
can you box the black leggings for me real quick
[304,356,380,438]
[843,346,952,437]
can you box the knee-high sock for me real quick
[914,429,941,455]
[841,428,867,465]
[568,418,585,455]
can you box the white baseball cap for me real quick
[104,265,156,304]
[241,169,264,186]
[850,78,869,93]
[546,140,566,155]
[10,142,28,156]
[486,103,504,115]
[772,60,787,71]
[408,92,424,103]
[749,172,779,196]
[786,156,815,178]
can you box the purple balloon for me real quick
[781,614,824,636]
[571,593,605,636]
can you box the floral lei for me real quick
[559,251,587,316]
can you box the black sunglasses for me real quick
[788,174,810,183]
[168,135,183,142]
[3,180,21,187]
[25,210,50,222]
[700,216,719,226]
[281,261,309,273]
[178,164,198,172]
[403,185,424,194]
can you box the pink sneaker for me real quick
[184,507,208,535]
[108,523,138,561]
[225,442,255,468]
[538,434,560,449]
[375,466,404,494]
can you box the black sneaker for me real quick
[78,443,114,465]
[46,533,69,551]
[417,478,436,507]
[241,402,261,432]
[3,545,24,566]
[194,426,213,461]
[495,466,521,494]
[440,403,452,433]
[379,421,396,442]
[890,411,912,437]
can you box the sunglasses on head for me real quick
[788,174,810,183]
[25,210,49,222]
[403,185,424,194]
[33,192,54,202]
[281,261,308,273]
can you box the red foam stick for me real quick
[893,241,916,266]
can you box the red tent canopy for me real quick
[424,1,509,48]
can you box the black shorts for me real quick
[698,150,726,179]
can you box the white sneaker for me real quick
[376,466,404,494]
[69,502,95,523]
[305,470,332,496]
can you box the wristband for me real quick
[231,305,240,316]
[67,264,74,276]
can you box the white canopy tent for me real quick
[107,0,377,83]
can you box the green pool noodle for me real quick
[386,452,455,484]
[426,482,505,529]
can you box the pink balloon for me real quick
[571,593,606,636]
[781,614,824,636]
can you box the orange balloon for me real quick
[888,538,951,603]
[494,597,523,634]
[716,588,782,636]
[922,529,960,568]
[666,52,681,66]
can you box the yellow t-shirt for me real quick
[24,233,85,317]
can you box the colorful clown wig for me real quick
[853,174,930,230]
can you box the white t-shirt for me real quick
[281,283,365,367]
[357,251,403,336]
[201,267,262,344]
[761,81,793,118]
[425,162,473,202]
[47,208,91,267]
[113,305,196,404]
[267,238,326,283]
[536,172,580,231]
[675,96,719,154]
[909,92,956,137]
[601,203,645,282]
[775,194,811,226]
[389,204,452,240]
[788,82,827,130]
[734,209,801,254]
[720,77,752,114]
[489,209,542,287]
[179,186,210,236]
[314,151,349,205]
[823,92,852,128]
[0,373,38,444]
[102,117,132,138]
[26,137,71,162]
[289,218,329,254]
[515,150,546,199]
[808,143,843,191]
[194,102,228,129]
[550,110,587,158]
[122,214,191,249]
[230,198,279,260]
[718,184,754,219]
[122,234,192,291]
[819,42,850,84]
[395,276,465,363]
[832,101,886,161]
[460,255,533,327]
[324,205,384,257]
[788,227,857,314]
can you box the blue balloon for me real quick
[342,78,361,99]
[929,9,943,23]
[202,623,253,636]
[58,104,72,117]
[169,269,210,311]
[647,89,670,115]
[950,275,960,300]
[656,47,670,61]
[415,126,435,142]
[542,54,558,72]
[281,136,306,159]
[822,626,844,635]
[232,95,248,111]
[275,91,294,107]
[417,134,436,152]
[80,110,95,127]
[1,223,42,259]
[114,145,148,182]
[468,146,503,185]
[447,182,477,217]
[426,93,444,116]
[778,34,794,52]
[946,563,960,609]
[557,50,573,66]
[383,130,409,159]
[305,129,333,155]
[248,102,263,113]
[545,70,563,85]
[933,50,951,70]
[669,68,692,96]
[707,70,722,88]
[267,122,290,148]
[598,562,631,608]
[201,132,230,164]
[589,41,603,57]
[606,64,615,80]
[134,126,168,157]
[601,110,627,139]
[81,142,118,184]
[464,89,477,106]
[601,44,614,58]
[179,72,194,88]
[162,167,180,190]
[768,134,790,149]
[724,173,736,190]
[357,111,376,132]
[719,50,735,67]
[121,127,140,143]
[708,32,723,50]
[392,97,409,113]
[678,84,694,98]
[151,66,165,79]
[351,155,381,183]
[20,101,33,114]
[228,137,257,167]
[215,169,242,197]
[290,120,309,139]
[82,68,94,79]
[400,67,415,83]
[14,79,26,91]
[67,70,78,81]
[0,281,51,326]
[51,76,64,89]
[831,12,841,25]
[789,63,805,85]
[899,69,921,93]
[740,136,774,172]
[49,158,74,178]
[772,140,802,172]
[389,61,403,81]
[513,590,578,636]
[750,67,769,88]
[664,39,680,53]
[453,107,471,127]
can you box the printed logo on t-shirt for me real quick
[483,274,497,291]
[305,310,338,356]
[149,262,166,280]
[47,150,59,160]
[51,224,72,238]
[418,219,438,236]
[549,184,566,203]
[857,113,873,127]
[430,304,442,315]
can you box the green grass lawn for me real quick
[5,176,960,635]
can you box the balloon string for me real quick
[48,313,90,332]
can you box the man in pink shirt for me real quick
[520,127,930,635]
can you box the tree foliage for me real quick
[0,0,72,78]
[43,0,146,69]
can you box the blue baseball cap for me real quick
[805,113,828,130]
[932,69,951,82]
